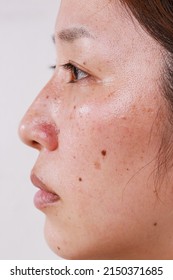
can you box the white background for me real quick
[0,0,61,259]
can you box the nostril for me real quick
[31,140,41,150]
[19,120,59,151]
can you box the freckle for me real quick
[122,116,127,120]
[57,247,61,251]
[69,112,73,120]
[94,161,101,170]
[101,150,107,157]
[126,168,129,171]
[73,156,76,159]
[153,222,158,227]
[74,105,76,110]
[54,97,57,100]
[46,95,49,99]
[108,91,114,98]
[79,177,82,182]
[83,61,86,65]
[147,108,153,113]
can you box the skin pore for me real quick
[19,0,173,259]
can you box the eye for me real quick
[62,63,89,83]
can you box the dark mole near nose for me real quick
[101,150,107,157]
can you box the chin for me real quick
[44,224,104,260]
[43,219,83,260]
[43,218,118,260]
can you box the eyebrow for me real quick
[57,27,94,43]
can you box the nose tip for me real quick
[18,118,59,151]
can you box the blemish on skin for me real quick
[79,177,82,182]
[69,113,73,120]
[94,161,101,170]
[57,247,61,251]
[57,128,60,135]
[108,91,114,98]
[74,105,76,110]
[122,116,127,121]
[101,150,107,157]
[83,61,86,65]
[153,222,158,227]
[46,95,49,99]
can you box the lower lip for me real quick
[34,189,60,209]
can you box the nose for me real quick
[18,85,59,152]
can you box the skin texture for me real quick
[19,0,173,259]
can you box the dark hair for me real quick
[120,0,173,187]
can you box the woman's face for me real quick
[19,0,173,259]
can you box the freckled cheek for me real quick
[56,103,154,198]
[86,115,153,168]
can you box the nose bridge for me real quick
[19,80,60,151]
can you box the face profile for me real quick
[19,0,173,260]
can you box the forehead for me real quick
[55,0,127,38]
[54,0,161,66]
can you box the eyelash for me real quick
[50,63,89,83]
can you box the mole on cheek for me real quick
[79,177,83,182]
[101,150,107,157]
[153,222,158,227]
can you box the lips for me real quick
[31,173,60,209]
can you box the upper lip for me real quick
[30,172,57,195]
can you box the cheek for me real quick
[63,97,164,216]
[58,104,152,207]
[56,90,162,196]
[43,94,166,259]
[74,107,156,174]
